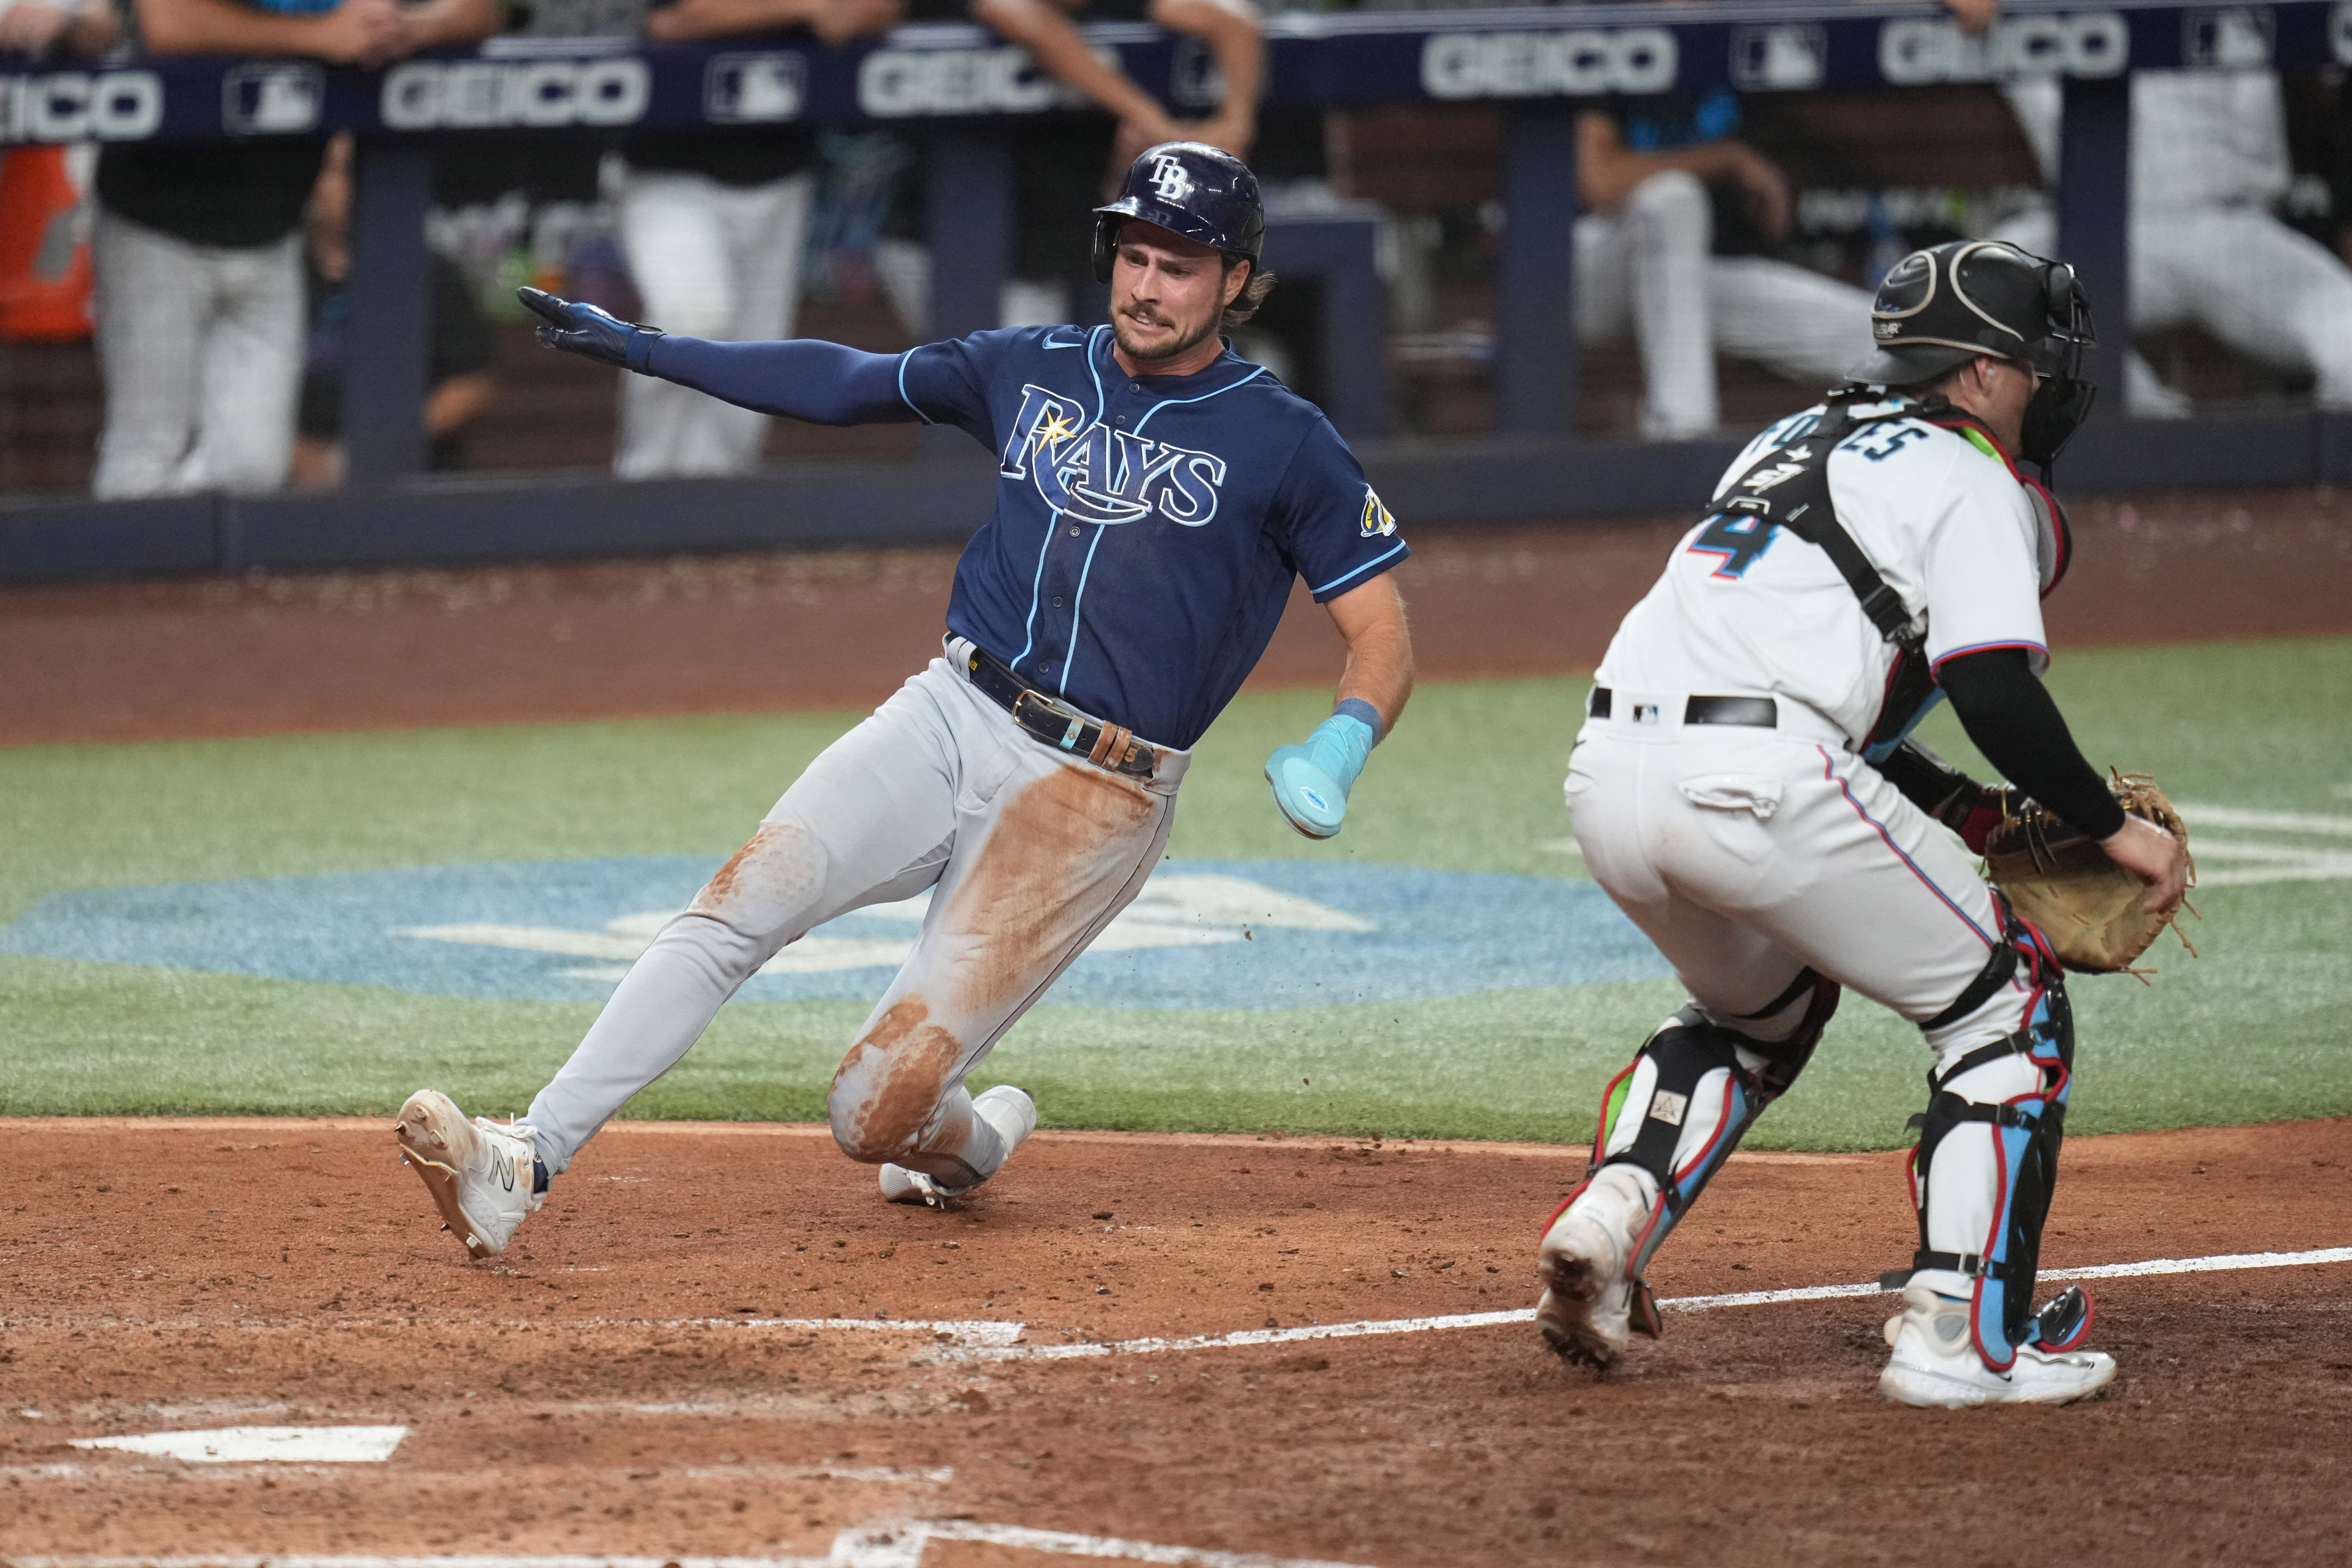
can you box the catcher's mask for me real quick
[1092,141,1265,285]
[1847,239,2098,468]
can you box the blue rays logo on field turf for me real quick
[0,858,1670,1009]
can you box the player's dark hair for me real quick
[1221,259,1276,328]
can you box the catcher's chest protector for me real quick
[1705,395,1994,753]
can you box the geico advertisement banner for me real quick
[1,5,2348,144]
[0,71,163,143]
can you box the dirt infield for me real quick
[4,1116,2348,1565]
[5,485,2350,745]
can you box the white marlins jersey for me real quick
[1593,404,2049,748]
[2007,72,2292,214]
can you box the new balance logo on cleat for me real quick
[394,1089,544,1261]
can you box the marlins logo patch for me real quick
[1360,488,1398,538]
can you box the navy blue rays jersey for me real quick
[898,324,1407,750]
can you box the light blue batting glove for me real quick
[1265,700,1380,840]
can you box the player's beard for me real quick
[1110,300,1220,367]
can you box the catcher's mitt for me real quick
[1984,774,2196,975]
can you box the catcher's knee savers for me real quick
[1558,969,1842,1336]
[1885,908,2094,1367]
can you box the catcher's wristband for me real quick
[1947,785,2024,856]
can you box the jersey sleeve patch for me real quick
[1279,427,1409,602]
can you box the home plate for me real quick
[69,1425,408,1463]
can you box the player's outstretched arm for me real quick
[1265,575,1413,840]
[519,287,920,426]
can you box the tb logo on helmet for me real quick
[1147,153,1198,205]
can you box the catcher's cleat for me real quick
[1878,1285,2116,1408]
[394,1089,542,1259]
[878,1085,1038,1208]
[1534,1165,1653,1371]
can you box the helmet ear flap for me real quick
[1092,214,1121,285]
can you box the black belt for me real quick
[1588,688,1778,728]
[965,644,1156,779]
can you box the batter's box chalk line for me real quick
[4,1519,1381,1568]
[610,1316,1027,1348]
[926,1245,2352,1363]
[66,1426,407,1464]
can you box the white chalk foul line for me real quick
[933,1245,2352,1362]
[520,1326,1025,1354]
[8,1519,1381,1568]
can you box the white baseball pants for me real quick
[2131,206,2352,409]
[1575,170,1874,440]
[1998,203,2352,413]
[89,208,303,498]
[1566,702,2050,1302]
[614,169,815,479]
[525,650,1187,1186]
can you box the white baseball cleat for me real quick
[878,1085,1038,1208]
[1535,1164,1653,1370]
[394,1089,542,1259]
[1878,1285,2117,1407]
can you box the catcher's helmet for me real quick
[1092,142,1265,284]
[1848,239,2099,467]
[1847,239,2093,385]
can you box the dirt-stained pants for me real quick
[525,646,1186,1185]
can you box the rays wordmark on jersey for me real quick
[999,383,1229,527]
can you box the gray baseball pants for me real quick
[525,644,1187,1186]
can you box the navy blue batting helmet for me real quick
[1092,142,1265,284]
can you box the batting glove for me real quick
[518,285,663,372]
[1265,704,1378,840]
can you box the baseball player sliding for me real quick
[1539,241,2189,1407]
[395,143,1415,1252]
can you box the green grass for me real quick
[4,636,2349,1147]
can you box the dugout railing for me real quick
[4,0,2349,583]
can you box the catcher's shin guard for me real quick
[1554,970,1841,1327]
[1886,911,2088,1368]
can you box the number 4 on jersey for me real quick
[1688,509,1779,578]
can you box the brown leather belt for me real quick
[1588,688,1779,728]
[965,644,1156,779]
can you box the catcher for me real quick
[1540,240,2190,1406]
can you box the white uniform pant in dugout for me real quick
[1574,169,1874,440]
[615,169,816,478]
[1565,703,2054,1308]
[525,650,1186,1185]
[90,211,304,498]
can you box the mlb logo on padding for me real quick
[706,53,806,123]
[224,64,323,135]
